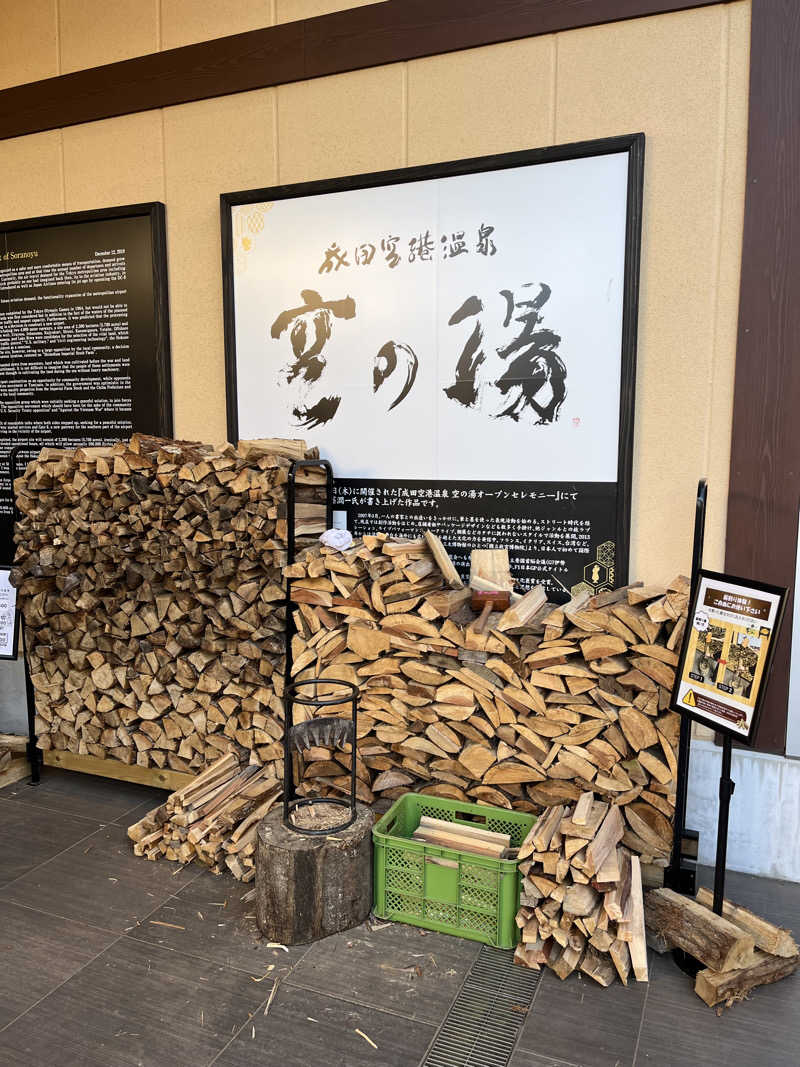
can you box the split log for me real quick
[694,951,800,1008]
[695,887,799,958]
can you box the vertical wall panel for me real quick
[160,1,273,51]
[62,112,164,212]
[276,0,384,24]
[555,5,747,582]
[58,0,159,74]
[163,90,276,443]
[0,0,58,90]
[277,64,404,183]
[406,37,556,166]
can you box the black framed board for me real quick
[671,568,788,746]
[0,202,172,563]
[222,136,643,600]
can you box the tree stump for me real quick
[256,803,373,945]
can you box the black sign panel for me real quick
[333,477,617,601]
[0,203,172,562]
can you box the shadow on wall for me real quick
[686,740,800,882]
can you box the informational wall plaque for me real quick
[0,203,172,562]
[672,569,787,744]
[0,565,18,660]
[222,136,643,599]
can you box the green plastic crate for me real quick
[372,793,535,949]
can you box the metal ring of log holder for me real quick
[283,678,358,836]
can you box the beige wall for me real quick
[0,1,750,586]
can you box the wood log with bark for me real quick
[512,793,648,985]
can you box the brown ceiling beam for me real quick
[0,0,721,141]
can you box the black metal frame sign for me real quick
[671,568,788,745]
[0,202,172,563]
[221,135,643,600]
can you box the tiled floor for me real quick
[0,769,798,1066]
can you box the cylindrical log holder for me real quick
[282,678,358,835]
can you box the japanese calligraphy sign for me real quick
[222,135,644,599]
[671,569,787,745]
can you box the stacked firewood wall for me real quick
[285,530,686,865]
[11,434,325,775]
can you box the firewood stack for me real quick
[285,530,686,854]
[127,752,281,882]
[11,434,326,775]
[512,794,649,984]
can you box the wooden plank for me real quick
[43,750,194,792]
[628,855,649,982]
[0,0,725,142]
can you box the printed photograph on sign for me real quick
[0,565,18,659]
[671,569,787,745]
[222,137,643,598]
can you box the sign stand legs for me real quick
[667,478,707,894]
[713,734,735,914]
[8,446,40,785]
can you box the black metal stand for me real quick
[666,478,707,895]
[280,459,348,835]
[713,734,735,914]
[8,446,40,785]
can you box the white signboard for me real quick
[0,566,18,659]
[222,137,643,597]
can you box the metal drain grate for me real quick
[419,945,541,1067]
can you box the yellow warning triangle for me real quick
[684,689,697,708]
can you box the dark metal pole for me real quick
[713,735,735,915]
[281,458,334,825]
[667,478,707,892]
[8,445,40,784]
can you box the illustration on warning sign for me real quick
[671,570,787,745]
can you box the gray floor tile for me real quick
[510,1052,581,1067]
[116,793,169,828]
[518,966,647,1067]
[0,767,167,825]
[129,868,309,977]
[213,985,435,1067]
[0,899,118,1030]
[287,920,480,1025]
[635,947,800,1066]
[0,797,98,887]
[0,937,267,1067]
[0,822,197,933]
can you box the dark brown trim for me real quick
[725,0,800,754]
[0,0,721,141]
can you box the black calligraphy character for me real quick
[408,230,434,263]
[381,236,401,269]
[270,288,356,426]
[476,223,496,257]
[444,295,485,408]
[494,283,567,424]
[441,232,468,259]
[373,340,419,411]
[318,242,350,273]
[355,242,376,266]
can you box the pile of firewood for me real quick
[286,530,685,861]
[11,434,326,774]
[513,795,648,984]
[645,886,799,1007]
[127,752,281,881]
[0,733,26,776]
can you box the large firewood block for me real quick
[256,804,373,945]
